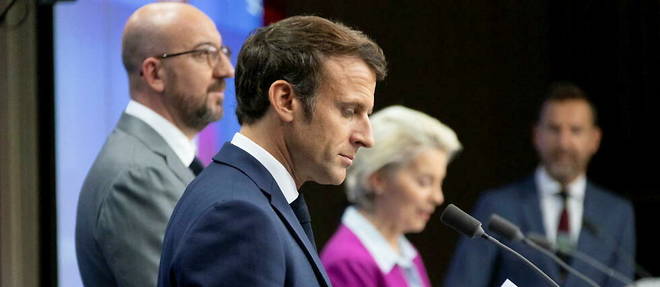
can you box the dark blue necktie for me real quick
[189,156,204,176]
[290,194,316,250]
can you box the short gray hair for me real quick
[345,105,462,209]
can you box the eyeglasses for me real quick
[157,45,231,68]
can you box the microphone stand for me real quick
[522,238,600,287]
[441,205,561,287]
[481,233,560,287]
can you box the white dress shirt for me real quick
[535,166,586,245]
[342,206,423,287]
[125,100,197,167]
[230,132,299,204]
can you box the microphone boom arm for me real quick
[481,233,560,287]
[568,248,633,285]
[523,238,601,287]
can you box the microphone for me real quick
[439,203,485,238]
[487,214,524,241]
[583,218,653,278]
[527,233,634,285]
[488,214,601,287]
[440,204,559,287]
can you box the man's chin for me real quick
[204,107,223,123]
[323,177,346,186]
[547,165,578,183]
[317,170,346,186]
[213,110,223,121]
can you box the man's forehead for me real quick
[163,12,221,46]
[542,100,594,123]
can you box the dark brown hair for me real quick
[235,15,388,124]
[539,81,599,125]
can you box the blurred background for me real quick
[1,0,658,286]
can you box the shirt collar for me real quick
[535,166,586,201]
[230,132,299,204]
[125,100,197,166]
[342,206,418,273]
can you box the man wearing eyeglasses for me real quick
[75,3,234,287]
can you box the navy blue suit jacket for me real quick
[157,143,331,287]
[443,176,635,287]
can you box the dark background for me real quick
[9,0,657,286]
[267,0,660,285]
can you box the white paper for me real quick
[628,278,660,287]
[501,279,518,287]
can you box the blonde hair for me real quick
[345,105,462,209]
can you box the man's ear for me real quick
[141,57,165,92]
[268,80,298,122]
[589,126,602,154]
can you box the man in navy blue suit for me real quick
[444,82,635,287]
[157,16,387,287]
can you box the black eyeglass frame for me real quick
[139,45,231,76]
[157,45,231,60]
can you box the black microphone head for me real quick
[440,204,485,238]
[488,214,524,242]
[526,232,555,252]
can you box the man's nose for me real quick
[214,53,235,78]
[353,116,374,148]
[557,129,574,149]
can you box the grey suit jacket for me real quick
[76,113,195,287]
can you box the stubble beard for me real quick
[545,150,585,184]
[174,90,222,132]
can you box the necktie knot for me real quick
[189,156,204,176]
[557,185,569,199]
[290,196,311,224]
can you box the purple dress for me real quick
[321,209,432,287]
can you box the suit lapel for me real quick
[519,177,562,281]
[577,183,602,258]
[117,113,194,184]
[567,183,605,285]
[569,229,600,286]
[520,177,546,235]
[269,187,331,286]
[213,143,331,286]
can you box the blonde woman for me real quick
[321,105,462,287]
